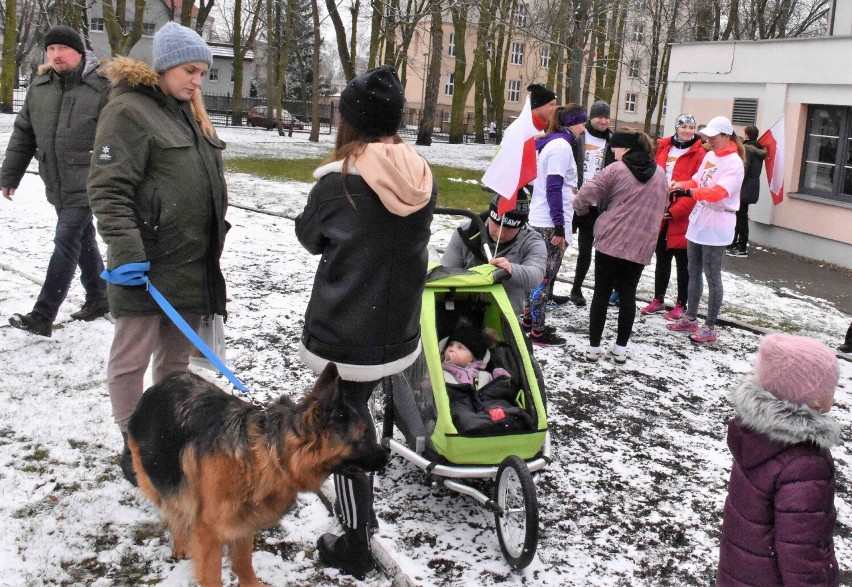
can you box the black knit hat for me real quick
[339,65,405,137]
[44,25,85,56]
[488,186,530,228]
[446,324,490,361]
[527,84,556,109]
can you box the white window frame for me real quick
[625,92,637,113]
[510,42,525,66]
[515,3,528,27]
[90,17,105,32]
[445,73,455,96]
[142,22,155,37]
[508,79,521,102]
[540,46,550,69]
[208,68,219,81]
[448,33,456,57]
[628,59,641,78]
[633,22,644,43]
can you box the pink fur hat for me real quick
[754,333,839,407]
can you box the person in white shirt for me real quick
[521,104,586,347]
[667,116,745,343]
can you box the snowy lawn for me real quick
[0,119,849,586]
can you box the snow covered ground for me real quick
[0,118,849,586]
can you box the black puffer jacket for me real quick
[296,148,436,382]
[87,58,229,318]
[0,53,109,207]
[741,140,767,205]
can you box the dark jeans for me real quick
[653,230,689,305]
[732,203,750,249]
[588,250,645,347]
[33,206,106,321]
[571,209,597,292]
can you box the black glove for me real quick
[673,187,692,198]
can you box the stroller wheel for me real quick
[493,456,539,569]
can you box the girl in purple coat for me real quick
[717,333,841,586]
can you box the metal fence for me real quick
[202,93,334,134]
[397,107,501,144]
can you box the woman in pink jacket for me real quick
[641,114,705,321]
[667,116,745,343]
[573,128,668,364]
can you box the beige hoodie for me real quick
[350,142,433,217]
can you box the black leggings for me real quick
[589,251,645,347]
[653,230,689,305]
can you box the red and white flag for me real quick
[482,97,539,216]
[758,115,785,205]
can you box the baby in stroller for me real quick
[442,321,535,436]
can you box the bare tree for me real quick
[0,0,16,112]
[326,0,359,80]
[100,0,147,55]
[416,0,444,145]
[216,0,263,125]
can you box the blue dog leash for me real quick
[101,263,249,392]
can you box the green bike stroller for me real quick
[380,208,551,570]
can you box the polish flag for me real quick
[758,115,785,205]
[482,97,540,216]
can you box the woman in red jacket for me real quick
[640,114,705,321]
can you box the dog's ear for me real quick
[308,362,342,405]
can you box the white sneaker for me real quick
[607,344,628,364]
[585,346,602,363]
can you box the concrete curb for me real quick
[316,479,417,585]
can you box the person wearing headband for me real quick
[443,187,546,316]
[641,113,705,321]
[573,128,668,364]
[522,104,587,347]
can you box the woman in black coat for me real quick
[295,65,436,579]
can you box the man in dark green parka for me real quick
[1,26,111,336]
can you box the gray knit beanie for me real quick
[590,100,611,119]
[152,22,213,72]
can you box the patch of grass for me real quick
[224,158,491,211]
[226,157,321,184]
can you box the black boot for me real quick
[317,469,375,579]
[120,432,138,487]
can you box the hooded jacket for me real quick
[441,211,546,316]
[572,159,668,265]
[1,52,109,208]
[87,57,229,318]
[717,375,840,587]
[296,142,436,381]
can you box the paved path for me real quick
[723,245,851,316]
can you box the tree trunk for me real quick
[309,0,320,141]
[102,0,146,56]
[0,0,17,113]
[325,0,355,80]
[416,0,443,146]
[229,0,262,126]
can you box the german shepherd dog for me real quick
[127,363,388,587]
